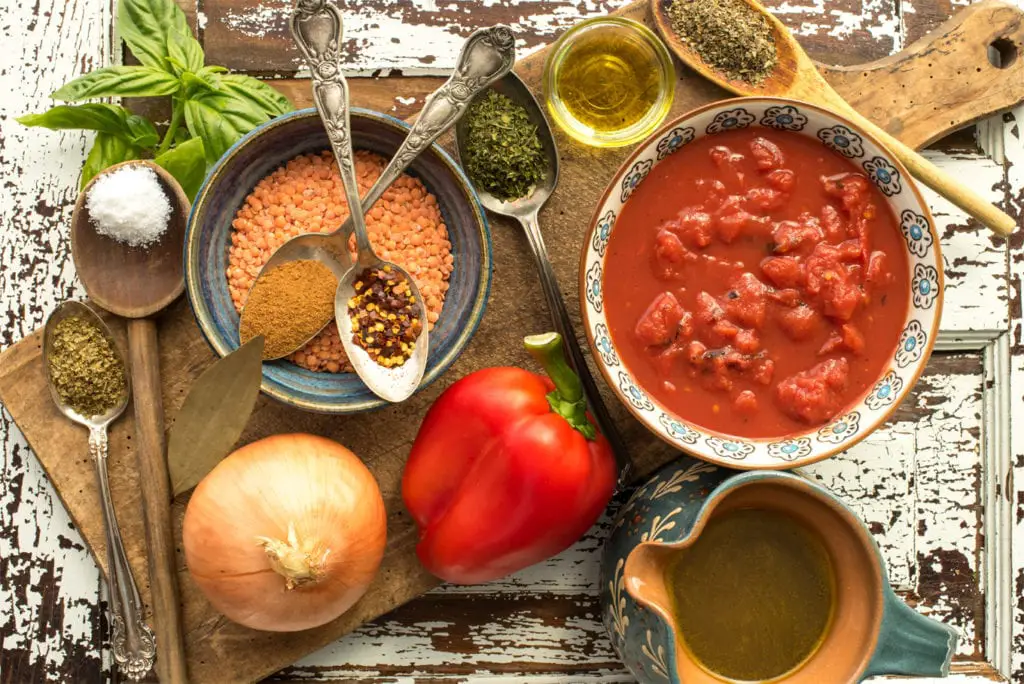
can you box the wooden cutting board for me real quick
[1,1,1022,681]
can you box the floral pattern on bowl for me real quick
[656,126,696,159]
[900,209,934,257]
[621,160,654,202]
[705,107,756,134]
[912,264,940,309]
[580,98,943,469]
[592,210,616,257]
[896,320,928,368]
[768,437,812,461]
[594,323,620,367]
[759,104,807,131]
[863,155,903,196]
[866,371,903,411]
[818,124,864,158]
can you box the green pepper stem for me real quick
[524,332,597,440]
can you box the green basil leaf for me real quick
[154,137,206,200]
[81,134,141,189]
[165,55,187,74]
[182,70,220,96]
[168,28,204,73]
[118,0,192,71]
[220,74,294,117]
[19,104,160,151]
[18,103,128,134]
[125,114,159,148]
[184,92,269,164]
[51,66,179,101]
[198,65,229,76]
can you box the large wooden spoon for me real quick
[650,0,1018,237]
[71,160,189,684]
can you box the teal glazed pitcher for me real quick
[600,461,959,683]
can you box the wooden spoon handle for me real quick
[822,96,1017,237]
[127,318,188,684]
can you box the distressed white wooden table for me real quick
[2,0,1023,682]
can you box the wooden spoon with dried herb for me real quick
[650,0,1016,237]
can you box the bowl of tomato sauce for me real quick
[581,97,942,469]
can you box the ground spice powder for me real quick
[667,0,777,85]
[48,316,127,417]
[239,259,339,360]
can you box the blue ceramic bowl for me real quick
[185,108,491,413]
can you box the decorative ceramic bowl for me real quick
[600,460,958,683]
[580,97,943,469]
[185,108,491,413]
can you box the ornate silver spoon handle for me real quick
[89,426,156,681]
[335,25,516,240]
[291,0,373,256]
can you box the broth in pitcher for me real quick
[665,507,835,681]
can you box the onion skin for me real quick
[183,434,387,632]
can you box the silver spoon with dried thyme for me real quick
[42,301,155,682]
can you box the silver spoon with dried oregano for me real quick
[42,301,156,682]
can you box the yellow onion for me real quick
[182,433,387,632]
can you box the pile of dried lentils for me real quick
[227,150,454,373]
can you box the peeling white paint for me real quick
[802,427,918,590]
[223,2,288,40]
[217,0,635,73]
[1003,97,1024,682]
[1,0,112,676]
[774,0,904,51]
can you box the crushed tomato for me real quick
[602,129,909,438]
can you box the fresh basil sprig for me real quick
[17,0,293,198]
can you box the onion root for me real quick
[257,522,331,590]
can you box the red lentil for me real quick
[227,150,454,373]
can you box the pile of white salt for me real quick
[85,164,172,248]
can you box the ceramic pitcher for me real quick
[600,461,958,683]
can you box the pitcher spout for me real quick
[624,541,681,623]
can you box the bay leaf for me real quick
[168,336,264,496]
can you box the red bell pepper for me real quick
[402,332,618,584]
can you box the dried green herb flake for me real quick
[463,90,546,202]
[668,0,778,86]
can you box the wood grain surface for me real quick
[2,0,1024,682]
[126,318,188,684]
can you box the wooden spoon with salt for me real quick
[71,160,189,684]
[649,0,1017,237]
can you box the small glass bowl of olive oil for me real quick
[544,17,676,148]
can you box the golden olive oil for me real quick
[556,32,662,134]
[665,508,835,681]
